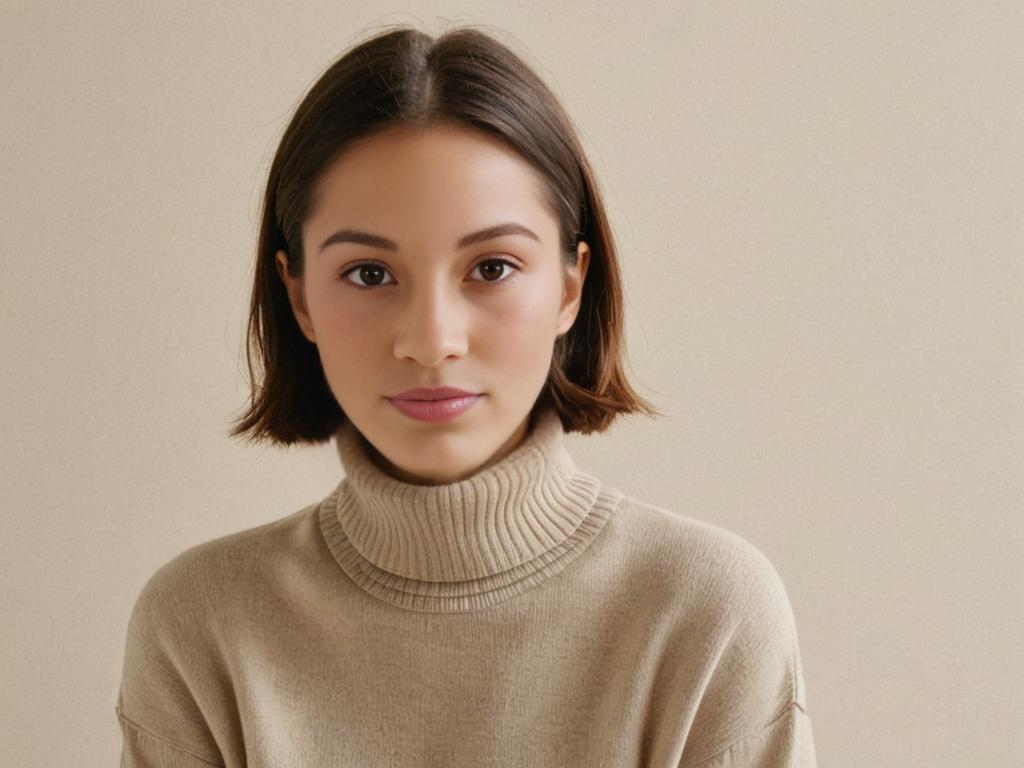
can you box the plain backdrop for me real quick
[2,2,1022,766]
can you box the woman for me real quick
[114,23,817,767]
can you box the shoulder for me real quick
[125,501,320,637]
[612,496,812,760]
[613,494,798,626]
[115,504,323,766]
[612,493,807,692]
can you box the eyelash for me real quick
[338,258,520,291]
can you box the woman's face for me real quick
[276,123,590,485]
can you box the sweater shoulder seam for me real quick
[687,699,806,768]
[115,705,225,767]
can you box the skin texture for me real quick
[276,123,590,485]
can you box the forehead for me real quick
[305,124,557,242]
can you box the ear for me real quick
[556,240,591,337]
[275,250,317,344]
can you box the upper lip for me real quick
[388,386,481,401]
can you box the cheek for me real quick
[474,284,558,366]
[312,296,380,362]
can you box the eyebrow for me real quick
[318,221,541,253]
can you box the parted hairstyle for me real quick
[228,23,662,447]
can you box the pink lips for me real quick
[385,386,484,423]
[387,394,483,422]
[388,386,479,401]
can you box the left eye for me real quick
[471,258,518,283]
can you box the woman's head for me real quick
[229,23,661,477]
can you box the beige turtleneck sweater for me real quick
[114,406,817,767]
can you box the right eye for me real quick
[338,262,396,290]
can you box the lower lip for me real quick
[387,395,483,422]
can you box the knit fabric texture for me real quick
[114,405,818,766]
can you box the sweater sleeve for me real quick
[677,536,818,767]
[114,553,228,767]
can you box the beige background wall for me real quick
[3,2,1021,765]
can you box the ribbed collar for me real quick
[317,405,620,613]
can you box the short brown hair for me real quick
[228,23,662,446]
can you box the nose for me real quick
[392,279,469,366]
